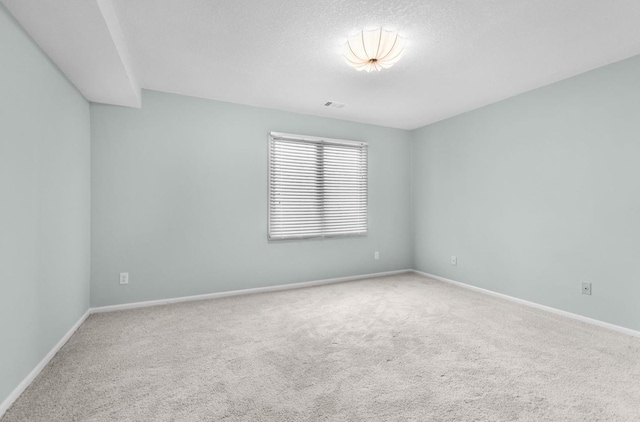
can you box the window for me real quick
[268,132,368,240]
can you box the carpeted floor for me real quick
[3,273,640,421]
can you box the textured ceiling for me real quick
[4,0,640,129]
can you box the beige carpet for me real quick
[3,273,640,421]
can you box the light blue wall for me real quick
[0,4,90,406]
[412,55,640,331]
[90,90,412,307]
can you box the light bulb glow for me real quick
[343,28,405,72]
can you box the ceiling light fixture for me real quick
[343,28,405,72]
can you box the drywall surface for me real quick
[412,54,640,331]
[90,90,412,306]
[0,4,90,406]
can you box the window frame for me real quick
[267,131,368,241]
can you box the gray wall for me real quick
[412,55,640,331]
[0,4,90,405]
[90,90,413,307]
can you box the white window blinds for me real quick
[268,132,368,240]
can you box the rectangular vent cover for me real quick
[323,101,346,109]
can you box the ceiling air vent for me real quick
[323,101,346,109]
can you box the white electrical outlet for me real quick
[451,256,457,266]
[582,282,591,295]
[119,272,129,285]
[374,251,380,260]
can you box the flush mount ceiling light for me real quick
[343,28,405,72]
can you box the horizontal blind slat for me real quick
[268,133,367,240]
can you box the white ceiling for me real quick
[4,0,640,129]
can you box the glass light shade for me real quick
[343,28,405,72]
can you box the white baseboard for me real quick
[91,269,413,313]
[0,309,91,418]
[413,270,640,339]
